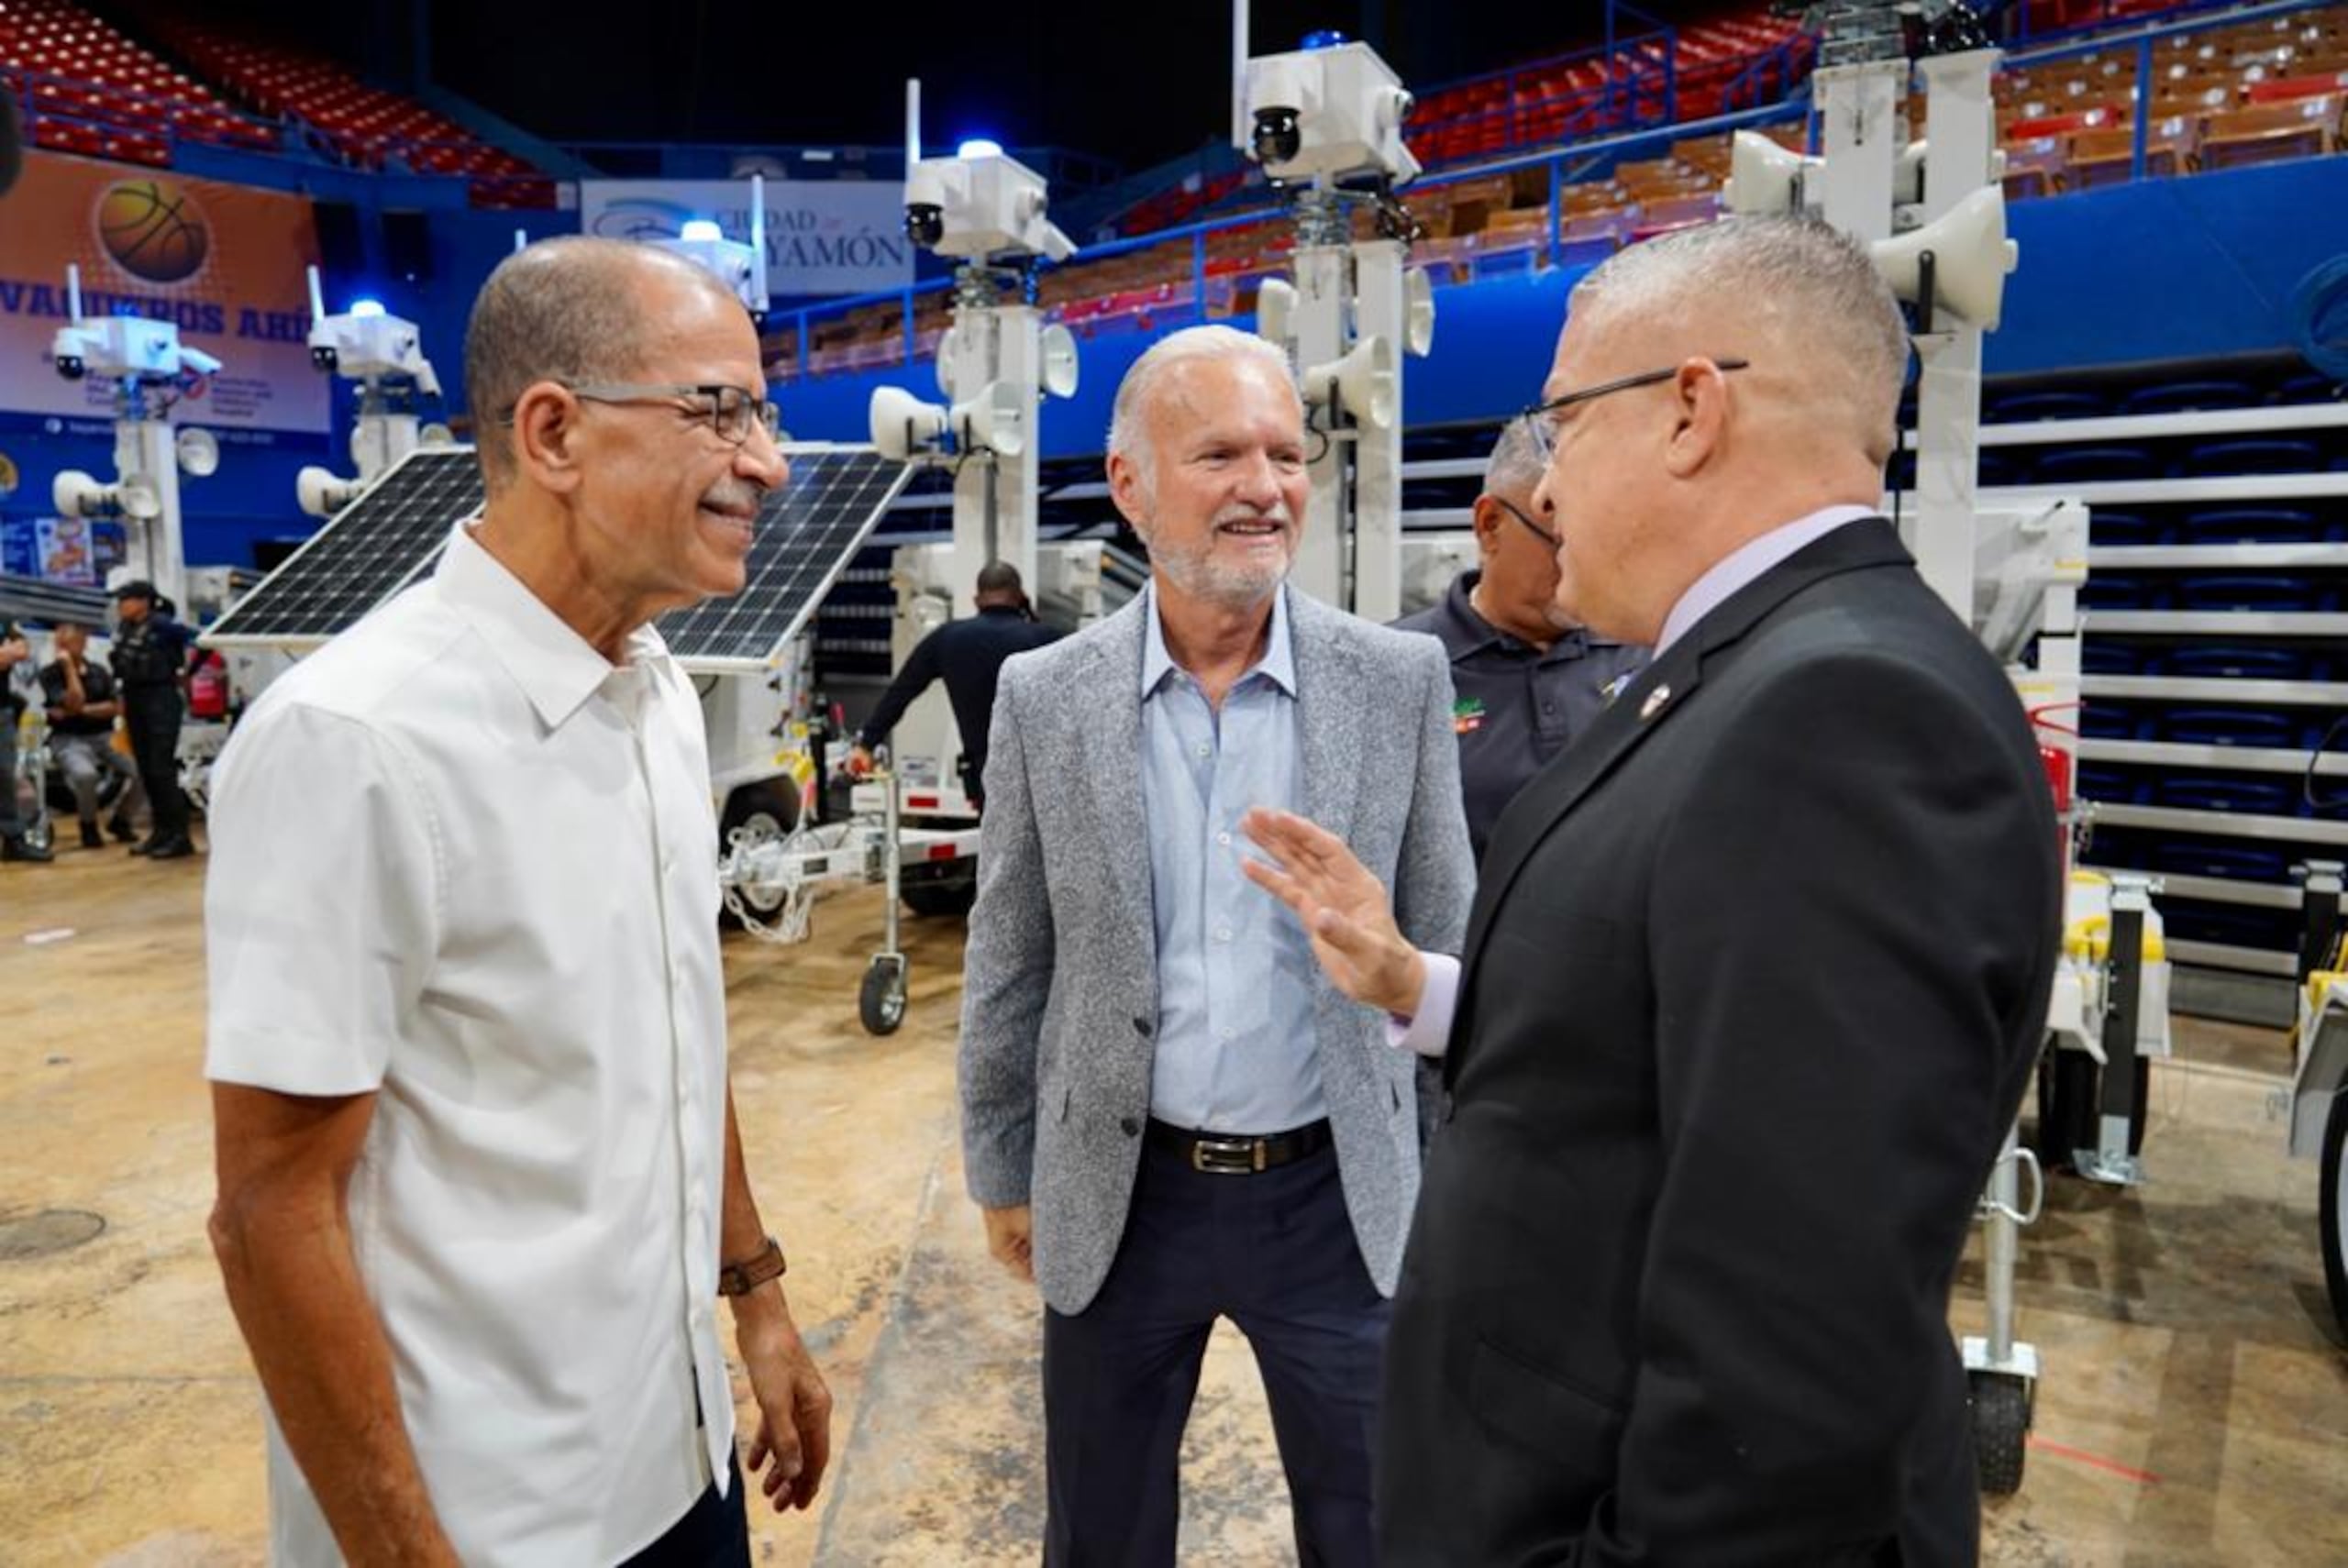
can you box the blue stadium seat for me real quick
[2080,639,2149,675]
[2152,777,2298,815]
[2153,843,2290,881]
[2081,701,2153,740]
[2077,574,2168,610]
[2179,507,2329,543]
[2157,901,2299,948]
[2176,574,2332,613]
[2158,707,2305,746]
[2077,766,2153,804]
[2177,438,2323,478]
[2088,509,2165,546]
[1989,389,2110,423]
[2120,379,2260,415]
[2031,446,2163,485]
[2165,646,2320,680]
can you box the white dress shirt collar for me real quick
[1139,579,1299,700]
[1654,503,1880,657]
[437,525,675,733]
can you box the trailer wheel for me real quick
[859,954,908,1036]
[719,784,798,928]
[1969,1370,2032,1497]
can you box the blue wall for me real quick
[5,157,2344,572]
[773,157,2348,456]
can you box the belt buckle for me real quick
[1191,1134,1265,1175]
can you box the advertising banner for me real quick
[0,150,327,433]
[581,180,914,297]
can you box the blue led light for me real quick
[680,219,725,243]
[349,299,387,318]
[957,138,1005,160]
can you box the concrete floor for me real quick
[3,838,2343,1565]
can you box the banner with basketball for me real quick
[0,149,327,432]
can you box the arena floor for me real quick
[4,839,2344,1565]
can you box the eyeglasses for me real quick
[1517,357,1751,461]
[507,381,787,447]
[1492,495,1560,550]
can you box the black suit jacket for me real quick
[1379,521,2060,1566]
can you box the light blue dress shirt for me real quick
[1139,583,1324,1134]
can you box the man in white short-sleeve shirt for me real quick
[204,237,831,1567]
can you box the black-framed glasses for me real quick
[1518,357,1751,461]
[1492,495,1560,549]
[506,381,786,446]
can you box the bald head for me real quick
[1568,216,1910,467]
[463,237,744,491]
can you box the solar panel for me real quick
[202,447,482,648]
[658,445,914,672]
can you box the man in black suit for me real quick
[1244,215,2060,1566]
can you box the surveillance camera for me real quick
[311,345,339,373]
[1251,106,1303,168]
[55,354,84,381]
[905,203,945,248]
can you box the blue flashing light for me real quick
[680,219,725,243]
[1301,28,1348,50]
[957,138,1005,160]
[349,298,387,318]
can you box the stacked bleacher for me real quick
[1997,4,2348,194]
[0,0,274,166]
[1404,5,1811,168]
[150,18,550,206]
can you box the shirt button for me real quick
[1119,1116,1141,1137]
[1195,743,1211,758]
[1220,1025,1236,1041]
[1214,927,1232,943]
[1216,831,1232,847]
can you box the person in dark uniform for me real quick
[846,561,1060,807]
[107,580,196,859]
[39,621,144,850]
[1,617,53,862]
[1392,420,1648,863]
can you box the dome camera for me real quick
[1251,106,1302,167]
[55,354,85,381]
[905,203,945,248]
[311,344,340,373]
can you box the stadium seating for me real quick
[0,0,275,166]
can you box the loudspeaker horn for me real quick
[296,466,359,518]
[1304,335,1397,431]
[1255,277,1299,346]
[869,385,949,461]
[1871,184,2019,330]
[1403,266,1436,358]
[175,426,219,478]
[1040,324,1080,399]
[954,379,1026,458]
[51,470,109,518]
[1722,130,1818,215]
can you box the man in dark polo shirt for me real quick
[846,561,1060,807]
[1393,421,1647,861]
[1,617,52,862]
[39,622,143,850]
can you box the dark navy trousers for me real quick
[1041,1137,1389,1567]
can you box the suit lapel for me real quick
[1081,599,1157,961]
[1451,518,1914,1067]
[1289,590,1363,843]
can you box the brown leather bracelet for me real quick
[716,1235,788,1297]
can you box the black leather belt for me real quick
[1146,1117,1332,1176]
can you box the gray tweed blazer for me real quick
[958,584,1476,1315]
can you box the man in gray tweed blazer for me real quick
[958,325,1475,1566]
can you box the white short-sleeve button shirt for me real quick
[205,526,735,1564]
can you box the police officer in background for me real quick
[1391,420,1648,862]
[108,580,196,859]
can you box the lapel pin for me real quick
[1638,683,1673,722]
[1599,671,1635,706]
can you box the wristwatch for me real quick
[716,1235,788,1297]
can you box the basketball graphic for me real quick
[96,179,211,284]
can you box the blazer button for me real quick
[1120,1116,1141,1137]
[1132,1017,1153,1037]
